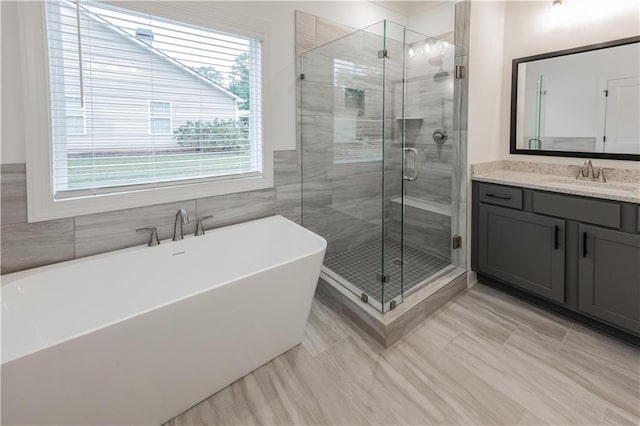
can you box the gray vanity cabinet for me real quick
[478,204,565,303]
[473,180,640,343]
[578,224,640,334]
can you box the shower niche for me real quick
[301,19,466,314]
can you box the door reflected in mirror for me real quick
[511,37,640,160]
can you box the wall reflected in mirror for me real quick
[512,38,640,158]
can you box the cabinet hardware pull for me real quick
[554,225,559,250]
[485,193,511,200]
[582,232,588,257]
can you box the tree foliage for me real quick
[192,53,250,110]
[228,52,250,111]
[194,66,224,86]
[173,119,249,152]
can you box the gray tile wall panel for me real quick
[1,219,74,274]
[1,164,28,226]
[75,201,197,258]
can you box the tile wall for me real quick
[1,5,470,276]
[0,153,300,275]
[297,3,470,266]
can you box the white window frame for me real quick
[18,2,273,222]
[65,95,86,135]
[148,100,173,135]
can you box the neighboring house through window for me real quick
[65,96,86,135]
[148,100,172,135]
[21,0,270,220]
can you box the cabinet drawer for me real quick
[479,183,523,209]
[533,191,620,229]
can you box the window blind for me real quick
[44,0,263,197]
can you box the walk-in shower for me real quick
[301,20,465,313]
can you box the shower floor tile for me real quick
[323,238,451,305]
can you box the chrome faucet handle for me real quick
[136,226,160,247]
[195,215,214,236]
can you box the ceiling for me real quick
[370,1,452,17]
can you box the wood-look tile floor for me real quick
[166,284,640,426]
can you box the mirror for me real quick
[511,36,640,160]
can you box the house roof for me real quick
[73,1,243,103]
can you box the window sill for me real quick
[26,160,273,222]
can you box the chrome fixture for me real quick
[136,226,160,247]
[577,159,595,180]
[403,147,418,181]
[576,160,606,182]
[194,215,214,236]
[528,138,542,149]
[552,0,562,7]
[433,98,450,145]
[597,168,607,182]
[433,129,448,145]
[173,208,190,241]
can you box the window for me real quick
[65,96,86,135]
[35,0,265,209]
[148,101,172,135]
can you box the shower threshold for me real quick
[318,264,467,347]
[316,239,468,347]
[323,238,451,311]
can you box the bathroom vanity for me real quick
[471,163,640,345]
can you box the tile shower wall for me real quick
[296,7,470,265]
[388,1,470,265]
[297,13,412,257]
[298,15,406,259]
[0,152,300,275]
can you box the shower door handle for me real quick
[403,147,418,181]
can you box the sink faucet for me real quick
[173,208,190,241]
[577,160,595,180]
[576,160,606,182]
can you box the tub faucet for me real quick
[173,208,190,241]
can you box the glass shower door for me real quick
[300,20,461,314]
[301,23,389,312]
[379,21,406,312]
[393,29,457,301]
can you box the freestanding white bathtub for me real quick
[1,215,326,425]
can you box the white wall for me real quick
[467,1,506,165]
[1,1,408,164]
[500,0,640,169]
[466,0,506,279]
[407,2,456,38]
[1,1,26,164]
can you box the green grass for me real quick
[67,152,252,189]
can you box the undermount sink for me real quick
[542,178,638,194]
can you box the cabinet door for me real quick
[579,224,640,335]
[479,204,565,303]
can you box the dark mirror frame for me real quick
[510,36,640,161]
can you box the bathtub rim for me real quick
[2,215,327,365]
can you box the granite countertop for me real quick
[471,161,640,204]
